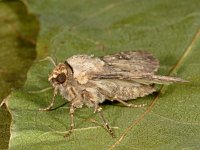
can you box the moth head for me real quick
[48,62,73,85]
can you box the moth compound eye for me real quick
[56,73,66,84]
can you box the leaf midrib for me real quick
[108,27,200,150]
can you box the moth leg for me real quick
[64,104,75,138]
[96,106,116,138]
[114,98,146,108]
[39,87,57,111]
[81,89,115,137]
[81,89,98,113]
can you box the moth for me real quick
[41,51,186,137]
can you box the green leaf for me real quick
[8,0,200,149]
[0,0,38,149]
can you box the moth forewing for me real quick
[41,50,187,138]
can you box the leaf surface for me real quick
[8,0,200,149]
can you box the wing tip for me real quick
[152,75,189,85]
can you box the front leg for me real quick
[64,87,82,138]
[39,87,58,111]
[64,104,76,138]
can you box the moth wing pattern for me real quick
[67,51,158,84]
[94,51,161,100]
[94,79,156,101]
[93,51,185,101]
[67,51,185,86]
[102,51,159,74]
[66,51,161,101]
[93,51,186,85]
[67,55,105,84]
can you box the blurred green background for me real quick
[0,0,38,149]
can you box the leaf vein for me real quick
[108,26,200,150]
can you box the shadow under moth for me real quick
[40,51,187,138]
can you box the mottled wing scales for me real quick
[67,51,186,85]
[93,73,186,85]
[102,51,159,74]
[114,85,156,100]
[67,55,105,84]
[95,51,186,84]
[134,75,187,85]
[95,80,155,101]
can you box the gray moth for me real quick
[41,51,186,137]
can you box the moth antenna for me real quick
[40,56,57,66]
[28,87,53,94]
[55,57,58,66]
